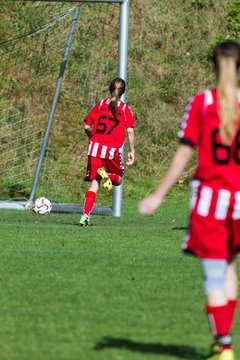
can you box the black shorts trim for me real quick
[179,138,196,148]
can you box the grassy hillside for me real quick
[0,0,239,202]
[127,0,236,196]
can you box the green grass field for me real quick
[0,193,239,360]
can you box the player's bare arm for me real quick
[126,127,135,165]
[84,124,92,138]
[139,144,193,216]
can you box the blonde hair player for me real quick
[80,77,135,226]
[139,40,240,360]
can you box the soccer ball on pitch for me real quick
[33,197,52,215]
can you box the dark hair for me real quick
[211,40,240,72]
[109,77,126,118]
[211,40,240,145]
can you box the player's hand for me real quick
[126,151,134,165]
[138,194,162,216]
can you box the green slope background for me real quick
[0,0,240,204]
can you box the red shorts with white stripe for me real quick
[84,152,124,181]
[182,181,240,260]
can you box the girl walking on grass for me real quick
[139,40,240,360]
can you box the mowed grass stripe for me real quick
[0,196,239,360]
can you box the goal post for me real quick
[113,0,130,217]
[0,0,131,217]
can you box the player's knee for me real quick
[202,259,227,295]
[113,175,122,186]
[89,179,100,193]
[117,176,123,185]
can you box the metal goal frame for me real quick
[0,0,130,217]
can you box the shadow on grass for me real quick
[94,337,205,359]
[172,226,187,231]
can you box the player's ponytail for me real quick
[212,40,240,145]
[109,77,126,118]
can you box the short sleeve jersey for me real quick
[85,99,134,150]
[179,88,240,191]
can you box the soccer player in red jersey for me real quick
[80,77,135,226]
[139,40,240,360]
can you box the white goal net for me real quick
[0,0,127,214]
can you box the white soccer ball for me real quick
[33,197,52,215]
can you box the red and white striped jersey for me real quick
[179,88,240,191]
[85,99,134,159]
[189,180,240,220]
[182,179,240,259]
